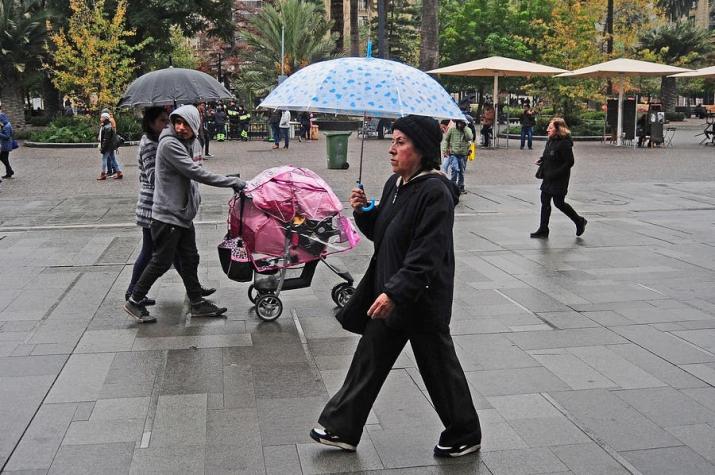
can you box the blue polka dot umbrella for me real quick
[258,57,463,120]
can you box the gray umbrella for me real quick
[118,67,234,108]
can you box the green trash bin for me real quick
[323,131,352,169]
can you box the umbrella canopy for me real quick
[118,67,234,108]
[258,57,464,120]
[555,58,690,78]
[428,56,567,77]
[556,59,691,147]
[670,66,715,78]
[428,56,566,148]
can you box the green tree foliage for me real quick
[48,0,148,108]
[368,0,421,65]
[639,20,714,111]
[657,0,694,21]
[146,25,198,70]
[239,0,337,91]
[0,0,49,127]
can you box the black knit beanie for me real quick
[392,115,442,170]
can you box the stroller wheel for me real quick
[248,284,258,304]
[332,283,356,308]
[255,294,283,321]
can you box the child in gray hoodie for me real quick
[124,105,245,323]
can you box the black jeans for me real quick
[131,221,202,303]
[126,227,183,297]
[540,191,581,229]
[0,151,13,176]
[319,319,481,447]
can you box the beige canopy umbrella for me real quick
[429,56,568,147]
[670,66,715,78]
[556,58,691,146]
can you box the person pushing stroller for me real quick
[124,105,245,323]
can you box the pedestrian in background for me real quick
[298,111,311,142]
[441,119,473,194]
[531,117,587,238]
[214,105,227,141]
[480,103,495,148]
[311,115,482,458]
[98,108,122,179]
[269,109,282,149]
[0,113,15,180]
[520,102,536,150]
[279,109,291,149]
[97,112,118,180]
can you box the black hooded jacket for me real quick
[539,137,574,195]
[354,172,460,333]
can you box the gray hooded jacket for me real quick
[153,105,244,228]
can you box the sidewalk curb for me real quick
[22,141,140,149]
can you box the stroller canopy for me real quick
[244,166,343,222]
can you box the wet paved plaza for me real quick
[1,123,714,474]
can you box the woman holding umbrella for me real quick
[310,115,482,458]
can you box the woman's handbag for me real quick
[535,162,544,179]
[335,259,376,334]
[11,139,19,150]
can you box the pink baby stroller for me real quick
[218,166,360,321]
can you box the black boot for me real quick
[530,228,549,238]
[576,217,587,236]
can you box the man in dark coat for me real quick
[310,115,481,458]
[532,117,587,238]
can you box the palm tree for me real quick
[419,0,439,70]
[350,0,359,56]
[658,0,696,21]
[639,20,713,112]
[240,0,337,91]
[0,0,49,128]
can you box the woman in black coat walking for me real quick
[310,115,482,458]
[531,117,587,238]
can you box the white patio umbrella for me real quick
[670,66,715,78]
[556,58,691,146]
[429,56,568,147]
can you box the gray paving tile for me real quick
[252,362,328,399]
[98,352,163,400]
[667,424,715,465]
[505,327,626,351]
[72,402,95,421]
[536,311,600,329]
[550,443,629,474]
[131,333,252,351]
[224,341,308,366]
[616,306,715,324]
[263,444,302,475]
[90,397,150,421]
[205,408,264,474]
[621,445,715,475]
[256,396,328,445]
[150,393,207,447]
[479,421,528,452]
[566,345,666,389]
[369,426,478,469]
[613,387,715,427]
[0,355,67,377]
[223,364,256,409]
[75,329,137,353]
[481,447,569,474]
[62,419,144,445]
[3,403,76,471]
[611,325,715,365]
[466,367,570,397]
[528,349,616,390]
[48,442,134,475]
[453,334,540,371]
[159,348,222,396]
[0,375,58,467]
[608,343,707,389]
[371,370,443,430]
[129,445,204,474]
[486,394,562,421]
[549,389,681,451]
[297,439,384,473]
[508,416,590,447]
[46,353,115,403]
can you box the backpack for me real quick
[112,133,125,149]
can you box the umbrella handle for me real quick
[357,182,375,212]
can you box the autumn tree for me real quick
[48,0,147,108]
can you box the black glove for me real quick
[232,178,247,193]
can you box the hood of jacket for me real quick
[402,171,460,207]
[169,105,201,138]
